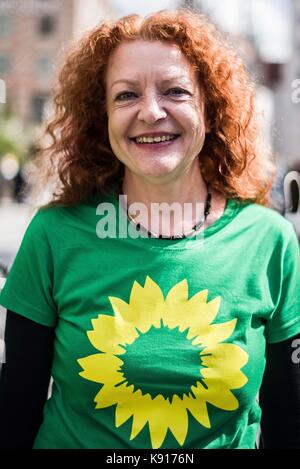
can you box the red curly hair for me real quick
[31,9,276,207]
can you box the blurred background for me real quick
[0,0,300,272]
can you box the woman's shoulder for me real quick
[235,199,297,242]
[30,203,68,228]
[24,201,93,241]
[32,197,98,223]
[209,189,296,241]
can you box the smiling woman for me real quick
[0,9,300,450]
[28,9,274,208]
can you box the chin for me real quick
[137,163,179,179]
[136,156,181,174]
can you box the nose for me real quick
[137,94,167,124]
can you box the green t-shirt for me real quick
[1,191,300,449]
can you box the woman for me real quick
[0,9,299,449]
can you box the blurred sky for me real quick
[112,0,179,16]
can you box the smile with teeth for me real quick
[133,135,179,144]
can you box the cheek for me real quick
[108,116,122,147]
[108,111,131,142]
[185,121,206,149]
[183,109,206,151]
[180,104,206,131]
[192,112,206,141]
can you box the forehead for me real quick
[106,40,196,85]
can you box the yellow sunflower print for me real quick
[78,276,248,448]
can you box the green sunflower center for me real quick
[119,325,205,399]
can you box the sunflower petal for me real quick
[182,392,211,428]
[190,289,208,303]
[164,279,189,329]
[94,384,122,409]
[147,395,170,449]
[193,296,221,325]
[168,395,189,446]
[77,353,124,385]
[165,286,221,334]
[190,319,237,346]
[165,279,189,305]
[108,297,131,320]
[130,390,152,440]
[126,278,165,333]
[193,381,239,411]
[180,295,221,332]
[201,343,249,388]
[88,315,138,354]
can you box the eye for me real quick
[115,88,189,101]
[166,88,190,97]
[115,91,137,101]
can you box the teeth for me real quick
[134,135,177,144]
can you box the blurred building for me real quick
[183,0,300,176]
[0,0,116,127]
[73,0,116,39]
[271,0,300,172]
[0,0,74,126]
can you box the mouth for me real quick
[129,134,180,145]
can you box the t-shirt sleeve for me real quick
[0,211,57,327]
[265,227,300,343]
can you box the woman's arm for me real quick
[0,310,55,449]
[259,333,300,449]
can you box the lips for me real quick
[132,135,179,150]
[129,132,180,138]
[130,134,180,148]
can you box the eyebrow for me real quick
[110,76,192,89]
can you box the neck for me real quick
[121,163,210,237]
[122,163,207,207]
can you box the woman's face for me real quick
[105,40,208,182]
